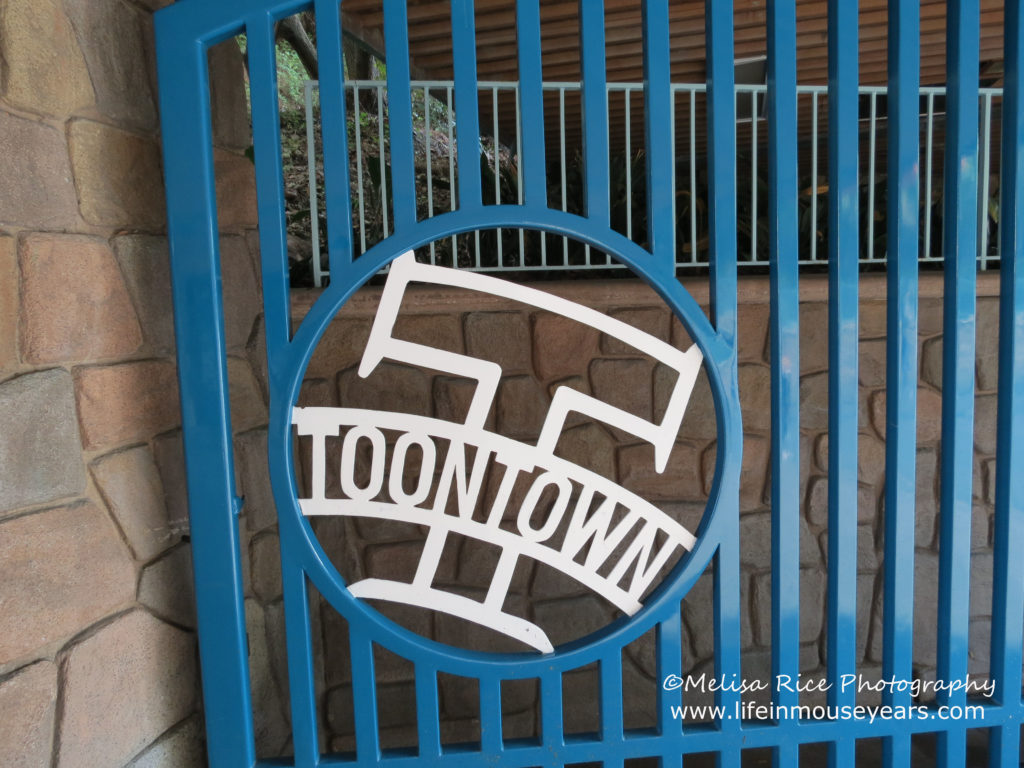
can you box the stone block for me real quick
[214,148,259,229]
[0,235,15,370]
[534,594,615,647]
[685,568,751,658]
[208,41,251,150]
[737,302,769,363]
[589,358,653,424]
[799,303,829,373]
[602,308,669,354]
[913,552,939,666]
[970,552,993,619]
[20,234,142,364]
[738,364,772,433]
[619,441,703,502]
[434,376,495,430]
[220,235,262,351]
[738,435,770,511]
[920,336,943,390]
[0,111,80,229]
[805,475,827,528]
[799,371,828,431]
[112,236,175,354]
[0,0,93,116]
[0,369,86,513]
[975,297,1000,391]
[75,361,179,450]
[235,429,277,532]
[57,610,197,768]
[152,430,189,533]
[917,388,943,445]
[856,573,875,661]
[974,393,998,456]
[306,319,372,380]
[126,717,204,768]
[677,368,717,441]
[0,502,134,664]
[338,362,431,418]
[916,449,939,548]
[532,312,598,380]
[92,445,174,560]
[64,0,156,129]
[858,433,886,490]
[496,375,549,438]
[799,568,826,644]
[227,357,268,432]
[859,300,888,339]
[139,544,195,627]
[245,600,290,755]
[68,119,165,229]
[464,312,531,373]
[859,339,887,388]
[551,422,616,479]
[394,313,464,354]
[0,660,57,767]
[250,532,282,602]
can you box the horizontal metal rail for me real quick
[303,80,1004,285]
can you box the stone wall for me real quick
[286,270,1003,750]
[0,2,273,765]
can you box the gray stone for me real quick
[916,449,939,548]
[620,441,704,502]
[799,303,829,373]
[220,236,262,351]
[859,339,887,388]
[152,430,189,534]
[677,368,717,441]
[208,39,251,151]
[0,660,57,767]
[603,308,669,354]
[974,394,998,456]
[799,372,829,431]
[227,357,268,432]
[920,336,943,390]
[969,552,993,619]
[92,445,175,560]
[0,502,134,665]
[0,369,86,513]
[64,0,157,129]
[684,568,752,660]
[338,363,431,417]
[235,429,277,532]
[434,376,495,430]
[551,422,616,478]
[58,610,197,768]
[858,433,886,490]
[465,312,531,373]
[589,358,653,424]
[250,532,282,602]
[126,717,205,768]
[533,312,599,380]
[112,236,175,354]
[245,600,290,756]
[305,319,372,380]
[0,111,80,230]
[799,568,826,644]
[139,544,196,627]
[738,364,772,433]
[975,297,1000,391]
[913,552,940,666]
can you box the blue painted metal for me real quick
[154,0,1024,766]
[765,1,800,766]
[881,2,919,768]
[826,3,859,768]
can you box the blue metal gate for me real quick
[155,1,1024,766]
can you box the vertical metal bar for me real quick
[376,85,390,238]
[670,88,677,267]
[479,675,503,753]
[811,90,819,261]
[643,0,675,269]
[656,608,684,738]
[936,2,979,765]
[540,672,563,749]
[580,0,610,225]
[154,15,254,768]
[979,91,993,267]
[516,0,546,209]
[868,91,878,261]
[426,87,436,263]
[560,87,569,262]
[766,2,800,765]
[881,2,919,766]
[247,12,291,351]
[349,627,380,762]
[826,2,859,767]
[690,89,698,263]
[447,86,457,259]
[451,0,482,209]
[313,0,354,271]
[705,2,740,765]
[355,84,368,255]
[492,86,502,266]
[751,89,759,262]
[625,89,633,241]
[304,81,323,286]
[415,665,441,758]
[925,92,936,259]
[990,5,1024,765]
[515,87,525,263]
[384,1,415,230]
[280,561,319,766]
[599,652,624,745]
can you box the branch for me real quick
[276,15,319,80]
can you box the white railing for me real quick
[303,80,1004,286]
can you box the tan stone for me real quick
[250,532,282,602]
[68,119,165,228]
[138,544,195,627]
[551,422,616,479]
[619,441,704,502]
[920,336,943,390]
[0,502,134,664]
[0,111,80,229]
[220,235,262,350]
[0,660,57,767]
[495,375,549,438]
[975,297,1000,391]
[214,148,259,229]
[916,387,943,445]
[737,302,769,363]
[589,358,653,422]
[227,357,268,432]
[58,610,197,768]
[532,313,598,380]
[127,717,204,768]
[737,364,771,432]
[64,0,157,129]
[394,313,464,354]
[245,600,290,755]
[75,360,179,450]
[0,0,93,116]
[676,367,717,441]
[464,311,531,373]
[91,445,174,560]
[0,235,16,370]
[799,371,829,431]
[799,302,829,373]
[738,435,770,511]
[20,234,142,364]
[974,393,998,456]
[859,339,887,388]
[338,362,431,417]
[602,307,669,354]
[112,236,175,354]
[434,376,495,430]
[235,429,276,532]
[152,430,189,533]
[208,40,251,150]
[306,319,372,379]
